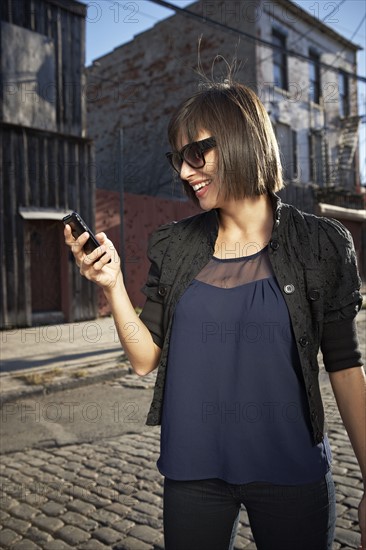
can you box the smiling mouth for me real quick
[192,180,211,192]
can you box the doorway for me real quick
[29,219,64,324]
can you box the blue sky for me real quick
[79,0,366,184]
[79,1,365,68]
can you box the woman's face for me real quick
[178,130,221,211]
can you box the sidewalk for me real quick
[0,317,131,405]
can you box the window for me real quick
[309,131,326,186]
[272,29,288,90]
[309,50,321,104]
[292,130,298,179]
[276,123,297,181]
[2,23,57,131]
[338,71,349,117]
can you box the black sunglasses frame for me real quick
[166,137,217,174]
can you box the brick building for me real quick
[86,0,365,310]
[86,0,362,197]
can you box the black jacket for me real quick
[140,191,364,444]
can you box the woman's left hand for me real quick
[359,492,366,550]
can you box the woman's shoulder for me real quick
[285,202,353,244]
[152,209,212,238]
[147,210,211,256]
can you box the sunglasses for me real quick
[166,137,217,174]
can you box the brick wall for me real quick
[95,190,201,314]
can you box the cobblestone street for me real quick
[0,375,364,550]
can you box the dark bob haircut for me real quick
[167,81,285,206]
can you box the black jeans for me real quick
[163,471,336,550]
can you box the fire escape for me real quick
[330,115,361,187]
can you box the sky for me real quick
[78,0,366,184]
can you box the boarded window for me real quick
[1,21,56,131]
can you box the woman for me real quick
[64,79,365,550]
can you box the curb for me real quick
[0,361,132,406]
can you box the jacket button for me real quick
[158,286,167,296]
[299,337,309,347]
[270,239,279,250]
[308,289,320,301]
[307,384,313,396]
[284,284,295,294]
[311,410,318,421]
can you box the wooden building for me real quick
[0,0,96,328]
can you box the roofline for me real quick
[275,0,362,51]
[45,0,87,17]
[159,0,362,52]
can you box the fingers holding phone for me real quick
[80,231,114,271]
[63,214,121,288]
[64,224,91,266]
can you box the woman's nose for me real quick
[180,160,196,180]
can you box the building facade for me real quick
[1,0,96,328]
[86,0,365,306]
[86,0,362,200]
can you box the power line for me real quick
[320,13,366,77]
[138,10,161,21]
[146,0,366,84]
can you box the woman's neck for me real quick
[217,193,274,239]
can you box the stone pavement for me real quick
[0,310,365,549]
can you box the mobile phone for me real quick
[62,212,104,256]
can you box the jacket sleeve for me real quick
[318,217,364,373]
[139,221,175,349]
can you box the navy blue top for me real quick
[157,245,331,484]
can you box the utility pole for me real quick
[118,128,126,282]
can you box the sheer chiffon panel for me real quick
[194,245,274,288]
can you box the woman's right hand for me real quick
[64,224,122,290]
[64,224,161,376]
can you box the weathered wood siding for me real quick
[0,122,95,328]
[1,0,86,136]
[0,0,95,328]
